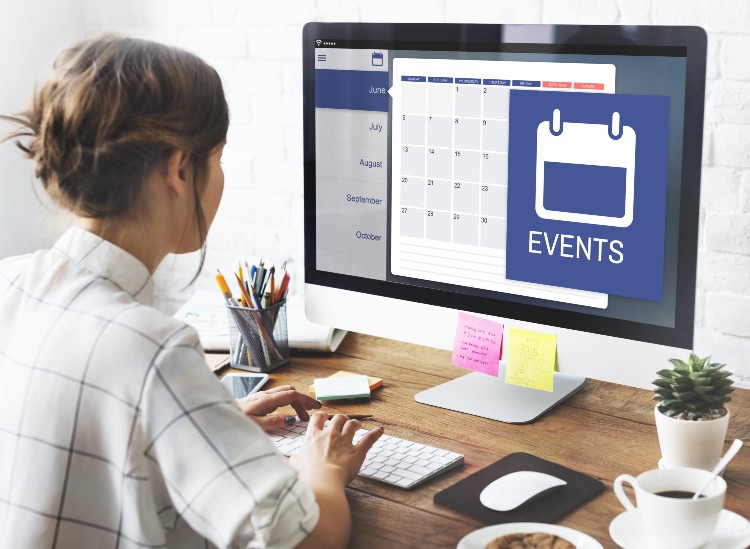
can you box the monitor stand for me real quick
[414,368,586,424]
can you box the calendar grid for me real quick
[390,57,615,309]
[397,78,513,250]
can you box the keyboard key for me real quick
[407,464,431,476]
[393,468,422,481]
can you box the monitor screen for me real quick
[303,24,705,354]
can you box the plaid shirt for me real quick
[0,227,318,549]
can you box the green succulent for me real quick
[653,353,734,420]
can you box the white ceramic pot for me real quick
[654,404,729,471]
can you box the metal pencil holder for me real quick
[226,300,289,372]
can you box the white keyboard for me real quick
[269,420,464,489]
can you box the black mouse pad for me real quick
[434,452,604,524]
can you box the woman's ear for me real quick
[162,149,192,199]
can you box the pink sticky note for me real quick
[452,312,504,376]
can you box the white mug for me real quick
[614,467,726,549]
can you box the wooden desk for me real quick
[227,333,750,548]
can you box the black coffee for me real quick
[654,490,703,499]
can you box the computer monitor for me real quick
[302,23,706,423]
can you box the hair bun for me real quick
[2,34,229,219]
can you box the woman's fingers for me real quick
[252,413,297,431]
[355,426,384,458]
[341,418,362,440]
[261,385,296,394]
[290,394,322,421]
[307,411,329,433]
[328,413,349,433]
[253,389,321,416]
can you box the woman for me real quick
[0,35,381,548]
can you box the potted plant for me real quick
[653,353,734,470]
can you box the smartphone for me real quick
[220,372,269,399]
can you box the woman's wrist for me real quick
[297,462,348,491]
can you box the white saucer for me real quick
[609,509,750,549]
[457,522,602,549]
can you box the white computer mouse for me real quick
[479,471,568,512]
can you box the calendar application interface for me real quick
[389,58,615,308]
[314,47,671,310]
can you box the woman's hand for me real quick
[292,413,383,549]
[291,412,384,486]
[237,385,321,431]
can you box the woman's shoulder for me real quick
[0,253,32,278]
[116,300,203,352]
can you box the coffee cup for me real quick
[613,467,726,549]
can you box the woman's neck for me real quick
[76,217,169,275]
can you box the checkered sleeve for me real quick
[140,327,319,549]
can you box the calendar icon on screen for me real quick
[372,52,384,66]
[535,108,635,228]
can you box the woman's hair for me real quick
[1,35,229,275]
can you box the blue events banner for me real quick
[315,69,389,112]
[505,89,670,302]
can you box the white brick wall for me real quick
[27,0,750,387]
[542,0,620,24]
[722,36,750,81]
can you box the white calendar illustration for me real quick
[535,108,636,227]
[390,58,616,308]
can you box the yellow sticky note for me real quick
[505,328,557,392]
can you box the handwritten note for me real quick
[452,313,504,376]
[505,328,557,392]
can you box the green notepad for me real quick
[313,375,371,401]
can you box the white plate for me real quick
[609,509,750,549]
[457,522,603,549]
